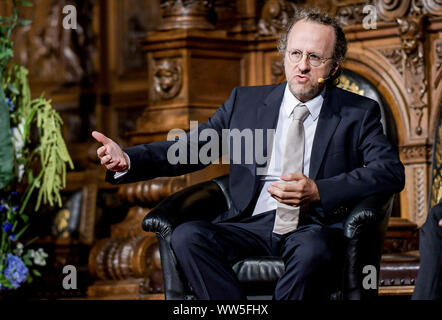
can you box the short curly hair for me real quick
[277,8,347,83]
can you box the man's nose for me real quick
[298,54,310,72]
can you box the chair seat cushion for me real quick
[232,256,285,282]
[232,256,285,296]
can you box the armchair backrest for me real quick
[212,175,232,210]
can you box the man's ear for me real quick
[330,62,340,77]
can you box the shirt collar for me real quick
[282,83,325,121]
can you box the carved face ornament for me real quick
[153,59,183,100]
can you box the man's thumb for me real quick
[92,131,111,145]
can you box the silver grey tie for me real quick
[273,104,310,235]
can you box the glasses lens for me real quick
[308,54,322,67]
[288,50,325,66]
[289,50,302,63]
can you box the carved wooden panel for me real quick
[9,0,97,87]
[429,109,442,209]
[335,0,373,26]
[115,0,159,78]
[158,0,216,30]
[257,0,296,36]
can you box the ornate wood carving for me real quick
[378,47,404,77]
[152,58,183,101]
[90,234,157,281]
[118,0,155,75]
[258,0,297,36]
[397,15,428,135]
[376,0,442,20]
[429,114,442,208]
[413,166,427,222]
[335,0,372,26]
[271,59,284,84]
[14,0,96,85]
[158,0,215,30]
[435,41,442,87]
[399,144,433,163]
[88,175,187,297]
[422,0,442,15]
[88,234,163,298]
[118,176,187,204]
[336,75,365,95]
[376,0,412,21]
[79,184,98,245]
[383,218,419,254]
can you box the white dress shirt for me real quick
[251,84,325,216]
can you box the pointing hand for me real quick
[92,131,130,172]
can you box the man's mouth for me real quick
[295,75,309,83]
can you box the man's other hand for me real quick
[439,218,442,227]
[268,172,320,207]
[92,131,129,172]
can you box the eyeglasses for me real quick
[286,49,332,67]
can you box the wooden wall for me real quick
[4,0,441,299]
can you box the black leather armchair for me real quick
[142,175,394,300]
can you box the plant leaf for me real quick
[18,19,32,26]
[7,82,19,95]
[19,1,34,7]
[0,74,14,189]
[32,269,42,276]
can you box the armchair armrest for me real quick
[342,194,395,300]
[142,177,230,239]
[344,194,394,239]
[141,175,230,300]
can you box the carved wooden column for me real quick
[158,0,216,30]
[88,0,240,299]
[375,0,442,227]
[87,178,186,299]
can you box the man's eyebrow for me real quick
[288,48,322,55]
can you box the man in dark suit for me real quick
[93,9,405,299]
[412,203,442,300]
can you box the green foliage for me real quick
[5,65,74,212]
[0,0,32,190]
[1,0,74,291]
[0,75,13,189]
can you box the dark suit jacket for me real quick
[107,82,405,228]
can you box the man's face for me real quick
[284,20,339,102]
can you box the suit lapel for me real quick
[309,86,342,180]
[252,82,286,189]
[256,82,286,159]
[258,82,286,131]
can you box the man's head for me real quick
[278,9,347,102]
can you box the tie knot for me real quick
[293,105,310,122]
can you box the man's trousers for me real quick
[170,210,346,300]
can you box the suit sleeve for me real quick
[314,101,405,213]
[105,87,237,185]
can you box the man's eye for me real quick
[291,51,302,57]
[309,54,321,61]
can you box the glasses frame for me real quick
[286,49,333,67]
